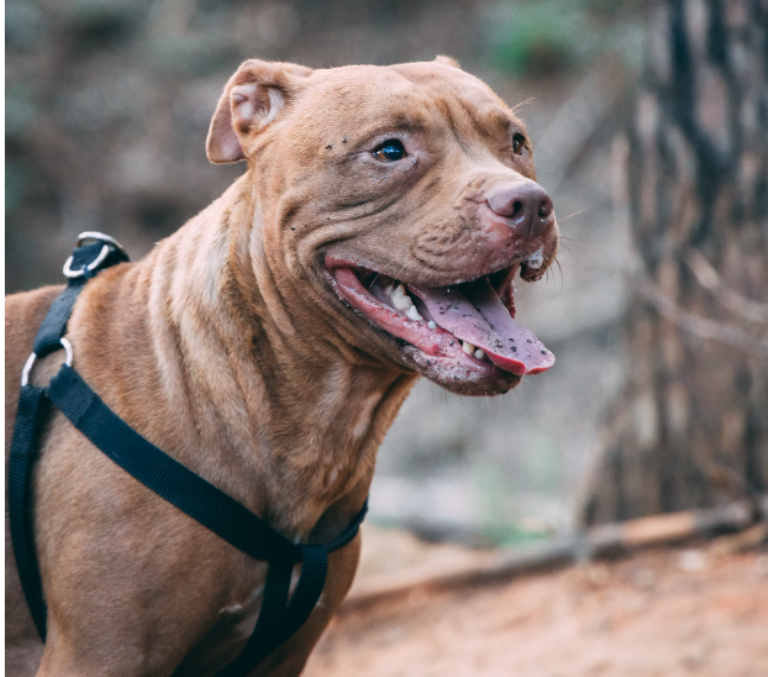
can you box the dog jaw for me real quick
[324,256,557,396]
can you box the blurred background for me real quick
[5,0,647,546]
[7,1,768,674]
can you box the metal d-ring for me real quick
[62,244,110,279]
[75,231,124,250]
[21,338,74,387]
[62,232,125,279]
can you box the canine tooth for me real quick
[406,305,422,321]
[474,349,485,360]
[462,341,475,355]
[427,320,437,330]
[390,284,413,310]
[526,249,544,270]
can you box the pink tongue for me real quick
[408,279,555,376]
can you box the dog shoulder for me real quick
[6,286,65,345]
[5,285,65,381]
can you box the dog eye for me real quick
[512,133,526,156]
[372,139,407,162]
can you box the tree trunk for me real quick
[581,0,768,525]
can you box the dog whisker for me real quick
[511,98,535,113]
[557,208,589,225]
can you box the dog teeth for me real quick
[474,349,485,360]
[405,305,423,321]
[389,283,414,310]
[427,320,437,330]
[526,249,544,270]
[462,341,475,355]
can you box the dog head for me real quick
[207,57,558,396]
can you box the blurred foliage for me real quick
[484,522,551,547]
[473,444,562,546]
[486,0,646,78]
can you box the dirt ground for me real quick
[306,527,768,677]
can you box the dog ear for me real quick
[207,60,313,164]
[434,55,460,69]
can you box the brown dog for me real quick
[5,57,558,676]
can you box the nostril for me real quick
[538,197,553,219]
[486,182,553,224]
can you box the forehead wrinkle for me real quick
[456,97,517,142]
[437,72,524,139]
[429,92,514,157]
[338,85,437,138]
[355,108,431,137]
[430,96,470,153]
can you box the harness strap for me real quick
[7,384,51,640]
[8,236,114,640]
[269,544,328,649]
[8,233,368,677]
[47,365,302,565]
[218,562,294,675]
[33,241,129,358]
[44,368,365,676]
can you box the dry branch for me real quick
[631,268,768,360]
[685,249,768,325]
[342,496,767,612]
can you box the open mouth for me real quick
[326,256,555,379]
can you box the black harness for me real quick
[8,232,367,675]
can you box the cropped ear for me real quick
[206,60,313,164]
[434,55,460,69]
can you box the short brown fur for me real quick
[5,58,557,676]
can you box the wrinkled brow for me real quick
[356,110,431,137]
[435,94,519,139]
[472,104,519,136]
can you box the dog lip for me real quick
[323,254,518,290]
[324,261,501,379]
[323,255,554,378]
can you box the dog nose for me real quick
[486,182,554,237]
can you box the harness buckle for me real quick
[62,232,127,279]
[21,338,74,387]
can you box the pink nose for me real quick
[486,182,555,238]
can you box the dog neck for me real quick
[135,174,415,539]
